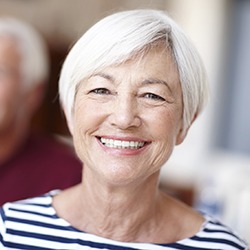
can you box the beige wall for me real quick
[0,0,167,48]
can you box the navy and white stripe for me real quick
[0,191,248,249]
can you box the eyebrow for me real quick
[141,78,172,93]
[91,73,172,93]
[91,73,114,82]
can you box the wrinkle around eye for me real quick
[140,93,175,105]
[89,88,111,95]
[144,93,166,101]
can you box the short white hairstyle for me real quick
[0,17,49,88]
[59,9,208,133]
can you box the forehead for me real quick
[97,47,179,86]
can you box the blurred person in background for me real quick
[0,17,81,206]
[0,10,247,249]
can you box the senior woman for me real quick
[0,9,248,250]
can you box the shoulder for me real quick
[0,190,73,248]
[190,214,248,249]
[0,190,59,224]
[161,197,248,249]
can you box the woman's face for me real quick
[73,47,185,186]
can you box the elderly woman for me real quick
[0,9,247,250]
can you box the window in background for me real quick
[216,0,250,155]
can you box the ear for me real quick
[175,112,198,145]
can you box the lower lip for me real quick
[96,138,149,156]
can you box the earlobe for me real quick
[175,112,198,145]
[175,127,188,145]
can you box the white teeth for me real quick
[100,138,145,149]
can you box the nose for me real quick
[110,95,141,130]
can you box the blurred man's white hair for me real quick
[0,17,49,89]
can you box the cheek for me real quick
[72,101,104,159]
[147,110,182,168]
[147,108,182,142]
[0,97,23,128]
[73,100,103,133]
[0,89,19,119]
[72,118,89,164]
[0,84,11,105]
[0,81,23,111]
[73,105,91,146]
[0,106,5,124]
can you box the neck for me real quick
[56,170,167,242]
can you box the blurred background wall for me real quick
[0,0,249,243]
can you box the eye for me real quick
[90,88,110,95]
[144,93,165,101]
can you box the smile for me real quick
[99,137,146,149]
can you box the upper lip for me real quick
[96,135,150,143]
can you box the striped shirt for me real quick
[0,190,248,250]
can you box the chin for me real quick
[100,165,140,187]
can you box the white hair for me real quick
[0,17,49,89]
[59,9,208,133]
